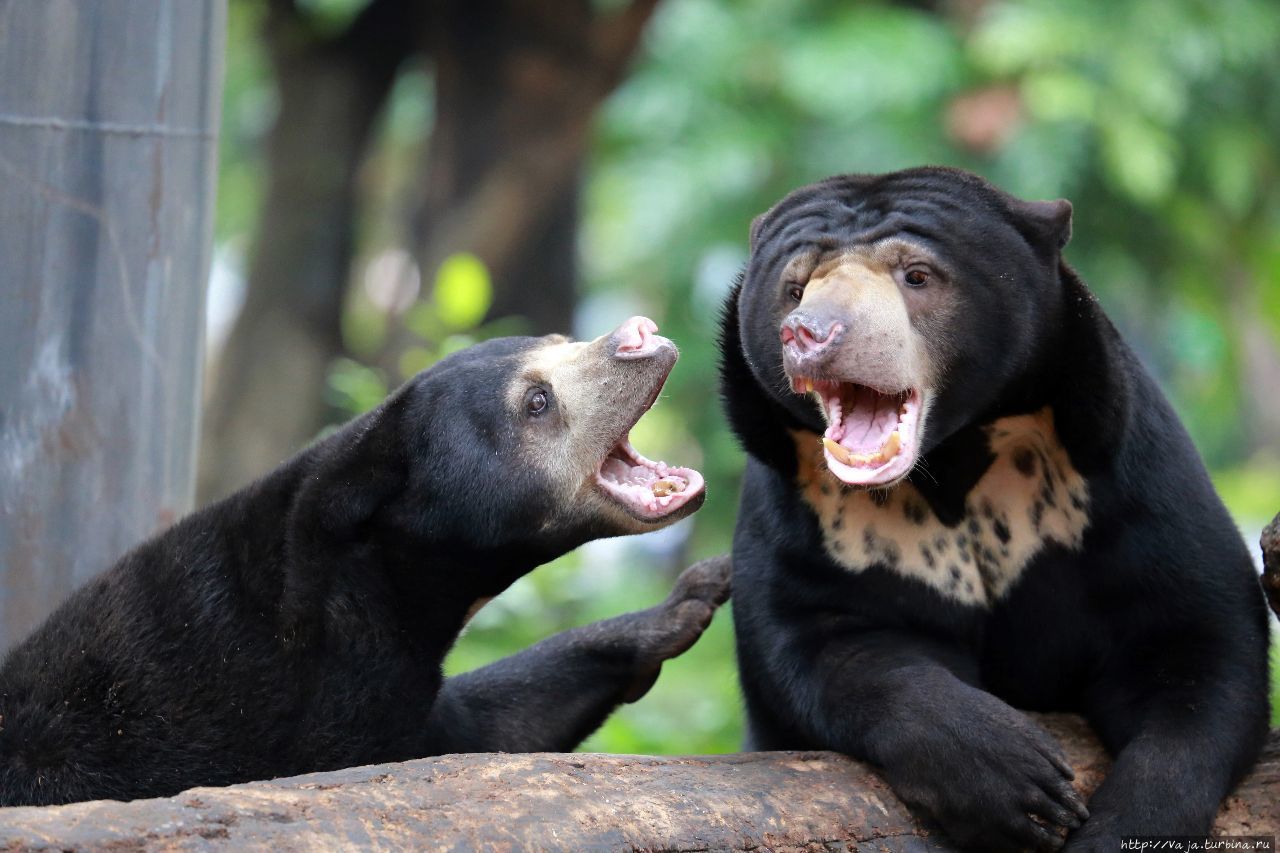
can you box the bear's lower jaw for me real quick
[595,436,705,522]
[791,378,925,487]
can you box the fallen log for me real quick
[1262,512,1280,620]
[0,715,1275,850]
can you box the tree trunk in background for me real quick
[403,0,657,344]
[200,0,658,501]
[197,1,416,504]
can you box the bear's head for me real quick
[303,316,706,591]
[723,167,1074,488]
[409,316,705,539]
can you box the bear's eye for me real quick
[786,283,805,302]
[526,387,549,416]
[904,268,930,288]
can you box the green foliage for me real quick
[295,0,370,36]
[329,253,499,417]
[326,357,388,416]
[446,549,743,754]
[428,253,493,332]
[218,0,1280,755]
[215,2,271,242]
[1215,457,1280,523]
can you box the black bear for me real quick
[719,167,1270,850]
[0,316,727,806]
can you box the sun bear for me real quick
[0,316,728,806]
[719,167,1270,850]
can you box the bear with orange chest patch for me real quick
[720,167,1270,851]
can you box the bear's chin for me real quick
[791,379,926,488]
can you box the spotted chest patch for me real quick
[794,408,1090,606]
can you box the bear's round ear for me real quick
[1010,197,1073,252]
[748,196,787,248]
[749,211,768,247]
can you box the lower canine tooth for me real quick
[882,431,901,459]
[805,379,814,393]
[822,438,852,466]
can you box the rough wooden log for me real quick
[0,716,1275,850]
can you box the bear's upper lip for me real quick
[594,355,705,522]
[790,375,924,487]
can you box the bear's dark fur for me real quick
[720,167,1270,851]
[0,319,724,806]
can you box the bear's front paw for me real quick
[879,700,1089,851]
[620,554,731,701]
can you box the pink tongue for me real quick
[836,387,898,452]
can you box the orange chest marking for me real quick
[794,408,1090,606]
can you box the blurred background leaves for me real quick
[204,0,1280,751]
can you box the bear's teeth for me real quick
[823,437,852,466]
[652,479,684,497]
[823,439,879,466]
[823,431,903,468]
[823,438,882,466]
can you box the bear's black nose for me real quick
[609,315,673,360]
[781,312,844,358]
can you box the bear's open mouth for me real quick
[597,437,705,521]
[792,377,923,487]
[588,318,705,524]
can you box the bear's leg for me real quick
[750,628,1090,851]
[419,555,730,754]
[1066,648,1269,851]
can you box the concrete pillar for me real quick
[0,0,225,649]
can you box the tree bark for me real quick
[197,0,418,504]
[0,716,1275,850]
[1262,512,1280,621]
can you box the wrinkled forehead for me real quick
[788,238,944,282]
[755,171,1005,260]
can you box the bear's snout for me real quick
[608,315,672,361]
[781,311,846,363]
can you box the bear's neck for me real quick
[355,526,552,654]
[986,261,1131,476]
[177,435,513,660]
